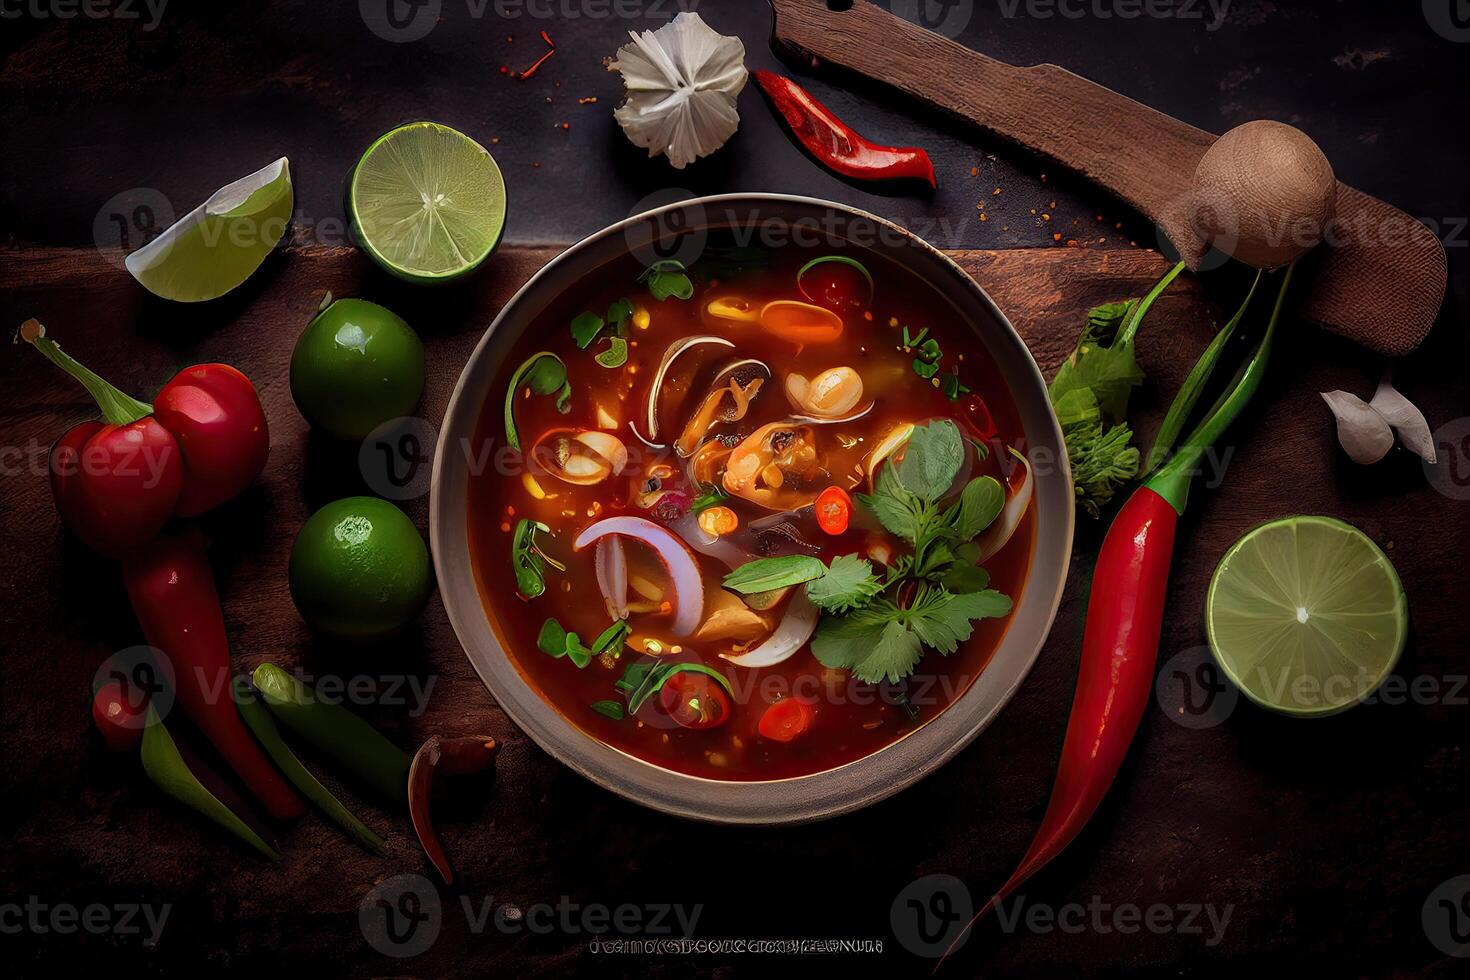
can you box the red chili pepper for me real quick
[815,485,853,535]
[408,735,500,885]
[751,71,936,189]
[123,527,303,821]
[24,320,268,555]
[92,678,147,753]
[967,487,1176,930]
[941,268,1294,966]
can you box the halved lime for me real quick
[348,122,506,283]
[1206,516,1408,717]
[125,157,293,302]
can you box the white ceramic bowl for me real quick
[431,194,1073,824]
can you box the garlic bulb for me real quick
[609,12,747,170]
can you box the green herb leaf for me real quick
[806,554,883,613]
[1064,418,1140,518]
[1050,339,1144,424]
[857,466,921,544]
[690,484,729,514]
[811,586,1013,684]
[948,476,1005,540]
[537,617,592,668]
[590,619,631,659]
[504,352,572,449]
[590,700,625,721]
[722,555,828,595]
[606,297,634,332]
[639,260,694,302]
[894,420,964,503]
[939,368,971,401]
[1082,299,1138,346]
[594,336,629,369]
[570,311,605,349]
[513,519,562,598]
[624,662,733,715]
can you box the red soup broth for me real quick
[469,240,1035,781]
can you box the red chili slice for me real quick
[758,699,815,743]
[658,672,731,730]
[815,486,853,535]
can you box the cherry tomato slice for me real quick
[815,486,852,535]
[758,699,815,743]
[658,671,731,730]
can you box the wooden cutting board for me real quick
[1,243,1463,974]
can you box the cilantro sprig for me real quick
[719,420,1014,688]
[1051,261,1185,517]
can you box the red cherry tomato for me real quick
[758,699,815,743]
[91,679,148,753]
[658,671,731,730]
[815,486,852,535]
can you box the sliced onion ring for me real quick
[575,517,704,637]
[975,448,1033,562]
[594,536,629,621]
[721,589,819,668]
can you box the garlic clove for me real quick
[1320,390,1393,465]
[1369,376,1437,464]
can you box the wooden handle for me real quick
[769,0,1447,357]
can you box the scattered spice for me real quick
[518,29,556,80]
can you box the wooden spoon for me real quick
[769,0,1446,357]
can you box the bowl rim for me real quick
[430,192,1074,824]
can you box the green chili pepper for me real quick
[237,691,387,854]
[140,706,279,860]
[252,663,411,804]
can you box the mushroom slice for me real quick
[529,429,628,486]
[706,295,759,324]
[673,358,770,457]
[694,589,774,644]
[785,366,865,420]
[759,300,843,345]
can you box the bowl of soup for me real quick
[432,194,1073,823]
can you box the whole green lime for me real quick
[289,496,433,640]
[290,297,424,440]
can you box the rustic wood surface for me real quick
[1,242,1466,978]
[768,0,1448,358]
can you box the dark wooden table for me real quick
[2,4,1468,977]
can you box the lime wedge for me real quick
[125,158,293,302]
[348,122,506,283]
[1206,515,1408,717]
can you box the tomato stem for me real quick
[20,319,153,426]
